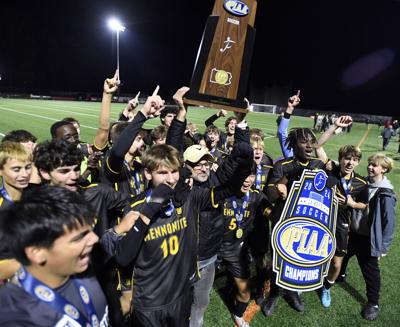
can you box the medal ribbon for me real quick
[255,164,263,190]
[124,161,141,195]
[340,174,353,196]
[0,186,13,203]
[17,267,98,326]
[230,192,250,229]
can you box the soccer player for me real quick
[33,139,131,326]
[113,141,253,327]
[319,145,368,308]
[0,141,33,280]
[218,163,271,327]
[262,127,327,316]
[0,186,108,326]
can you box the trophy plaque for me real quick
[184,0,257,113]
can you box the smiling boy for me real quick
[0,186,108,327]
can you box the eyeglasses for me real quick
[192,161,212,170]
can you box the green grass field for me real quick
[0,98,399,326]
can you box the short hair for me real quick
[2,130,37,144]
[338,145,362,161]
[160,105,179,122]
[368,153,394,174]
[62,117,80,126]
[250,138,265,150]
[224,116,237,128]
[250,128,265,140]
[285,128,317,151]
[205,125,221,136]
[142,144,182,172]
[0,186,95,265]
[151,125,168,143]
[34,139,83,173]
[50,121,74,139]
[187,122,198,134]
[109,121,129,144]
[0,141,32,169]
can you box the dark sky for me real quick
[1,0,399,116]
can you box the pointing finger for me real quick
[152,85,160,96]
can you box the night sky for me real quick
[1,0,399,116]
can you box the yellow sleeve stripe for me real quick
[80,183,98,189]
[130,198,146,208]
[281,160,293,166]
[106,157,122,175]
[93,140,109,151]
[0,197,3,207]
[355,177,367,184]
[211,188,219,208]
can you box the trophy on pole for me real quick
[184,0,257,113]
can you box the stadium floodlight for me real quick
[108,18,125,83]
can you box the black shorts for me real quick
[335,217,350,257]
[218,241,250,279]
[132,290,192,327]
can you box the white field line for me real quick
[5,100,106,112]
[4,101,102,118]
[0,106,97,130]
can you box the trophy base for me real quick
[183,92,248,113]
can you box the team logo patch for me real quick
[223,0,250,16]
[64,304,80,319]
[34,285,55,302]
[271,169,338,291]
[79,285,90,304]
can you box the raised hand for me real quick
[334,115,353,128]
[141,85,165,118]
[104,70,119,94]
[173,86,190,108]
[288,90,301,108]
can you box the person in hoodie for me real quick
[341,153,396,321]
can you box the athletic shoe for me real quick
[283,291,304,313]
[261,294,279,317]
[361,304,379,321]
[233,314,250,327]
[320,286,331,308]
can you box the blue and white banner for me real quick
[271,169,338,291]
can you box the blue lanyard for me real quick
[146,189,174,217]
[0,186,13,203]
[255,164,263,190]
[124,160,141,195]
[340,175,353,196]
[17,267,99,326]
[230,192,250,228]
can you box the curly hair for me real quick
[34,139,83,172]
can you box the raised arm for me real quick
[278,90,300,158]
[205,109,227,127]
[107,86,165,173]
[93,70,119,151]
[315,115,353,162]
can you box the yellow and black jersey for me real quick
[99,150,146,196]
[126,186,222,310]
[267,157,326,189]
[253,154,274,191]
[221,189,269,244]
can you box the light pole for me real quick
[108,18,125,83]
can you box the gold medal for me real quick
[236,228,243,239]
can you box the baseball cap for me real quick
[183,145,213,164]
